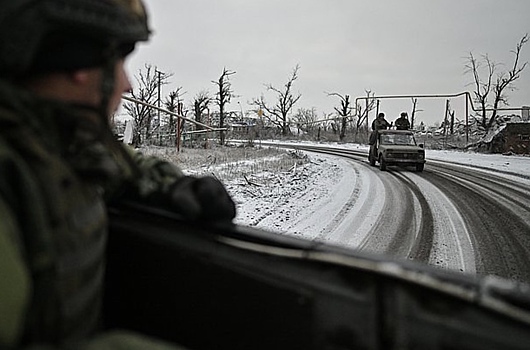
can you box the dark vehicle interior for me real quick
[104,203,530,350]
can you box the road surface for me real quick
[270,144,530,284]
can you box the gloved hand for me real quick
[168,176,236,222]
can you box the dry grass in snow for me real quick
[137,144,309,182]
[136,144,339,231]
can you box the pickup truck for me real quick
[369,129,426,172]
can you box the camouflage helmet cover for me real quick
[0,0,151,77]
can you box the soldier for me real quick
[0,0,235,348]
[371,112,392,131]
[395,112,411,130]
[370,112,392,145]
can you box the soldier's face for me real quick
[108,59,132,116]
[82,59,132,118]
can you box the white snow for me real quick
[225,141,530,251]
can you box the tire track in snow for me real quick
[426,165,530,282]
[385,172,433,262]
[318,162,387,248]
[357,170,423,256]
[404,172,476,274]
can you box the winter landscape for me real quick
[119,0,530,293]
[140,140,530,283]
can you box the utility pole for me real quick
[443,99,450,149]
[155,68,162,145]
[238,101,244,120]
[374,98,379,125]
[411,98,418,129]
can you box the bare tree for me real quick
[212,68,236,145]
[355,90,376,130]
[327,92,355,141]
[165,87,185,146]
[292,107,318,135]
[464,34,528,132]
[252,64,302,136]
[123,64,172,146]
[193,90,212,131]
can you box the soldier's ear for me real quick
[68,68,103,94]
[70,69,92,84]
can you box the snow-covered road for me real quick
[227,142,530,283]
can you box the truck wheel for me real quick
[379,156,387,171]
[416,163,424,172]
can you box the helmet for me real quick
[400,112,408,117]
[378,112,385,118]
[0,0,150,78]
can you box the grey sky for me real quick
[128,0,530,126]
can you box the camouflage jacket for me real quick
[371,117,391,131]
[0,80,184,349]
[394,117,410,130]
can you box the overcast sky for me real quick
[127,0,530,126]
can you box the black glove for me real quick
[169,176,236,222]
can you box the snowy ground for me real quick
[175,141,530,248]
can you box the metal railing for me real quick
[122,95,225,132]
[355,91,526,142]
